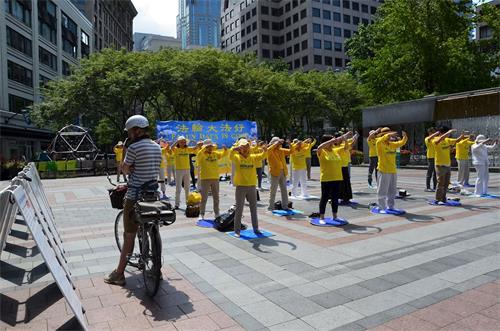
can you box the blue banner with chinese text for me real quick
[156,120,258,147]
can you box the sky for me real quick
[133,0,179,37]
[131,0,491,37]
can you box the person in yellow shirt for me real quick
[196,139,228,220]
[455,132,475,187]
[290,138,312,197]
[304,138,316,180]
[168,136,202,209]
[316,132,350,223]
[375,130,408,211]
[432,127,465,203]
[337,132,358,204]
[267,136,292,211]
[165,145,176,186]
[158,139,168,199]
[424,128,439,192]
[230,139,269,237]
[113,141,125,182]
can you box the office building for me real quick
[177,0,221,49]
[0,0,93,161]
[70,0,137,51]
[221,0,382,71]
[133,33,181,51]
[476,0,499,42]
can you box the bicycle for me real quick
[107,175,176,296]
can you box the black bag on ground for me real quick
[185,205,200,218]
[214,207,247,232]
[273,200,293,210]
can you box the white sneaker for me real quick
[319,219,326,225]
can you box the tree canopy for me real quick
[33,48,365,147]
[346,0,499,104]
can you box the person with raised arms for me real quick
[455,132,475,187]
[267,137,292,211]
[432,127,465,204]
[230,139,270,238]
[304,137,317,180]
[424,128,439,192]
[167,136,202,209]
[338,131,358,204]
[374,129,408,213]
[367,128,382,189]
[290,138,312,198]
[196,139,228,220]
[316,132,351,224]
[471,135,497,197]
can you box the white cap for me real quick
[238,139,249,147]
[269,136,280,145]
[125,115,149,131]
[177,136,187,142]
[475,135,486,143]
[203,139,213,146]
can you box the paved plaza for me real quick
[0,167,499,331]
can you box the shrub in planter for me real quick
[350,150,364,165]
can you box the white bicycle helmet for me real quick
[125,115,149,131]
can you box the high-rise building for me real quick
[0,0,94,160]
[133,33,181,51]
[177,0,221,49]
[70,0,137,51]
[476,0,499,42]
[221,0,382,71]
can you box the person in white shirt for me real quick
[471,135,497,196]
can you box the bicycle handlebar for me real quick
[106,172,117,187]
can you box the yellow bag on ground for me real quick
[187,191,202,205]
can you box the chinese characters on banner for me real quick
[156,121,258,147]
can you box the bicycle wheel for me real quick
[114,210,140,256]
[141,224,162,297]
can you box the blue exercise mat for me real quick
[463,184,475,188]
[196,219,215,228]
[272,209,303,216]
[338,200,359,206]
[428,199,462,206]
[227,229,274,240]
[310,217,349,227]
[371,207,406,215]
[480,194,499,199]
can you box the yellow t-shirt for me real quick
[304,139,316,158]
[455,139,474,160]
[376,134,408,174]
[368,138,378,157]
[218,152,231,174]
[425,136,435,159]
[267,145,290,177]
[337,142,352,167]
[197,149,227,180]
[433,137,457,166]
[172,146,198,170]
[166,150,175,167]
[113,146,124,162]
[318,148,343,182]
[291,147,308,171]
[251,146,263,168]
[230,150,267,186]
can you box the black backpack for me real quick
[214,207,247,232]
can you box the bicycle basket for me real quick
[108,185,127,209]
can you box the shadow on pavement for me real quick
[342,223,382,235]
[251,237,297,253]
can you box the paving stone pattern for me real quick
[0,167,499,330]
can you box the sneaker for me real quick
[437,201,447,205]
[319,219,326,225]
[234,233,240,238]
[104,270,125,286]
[368,184,373,189]
[254,229,263,235]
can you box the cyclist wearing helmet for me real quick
[105,115,162,286]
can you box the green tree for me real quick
[346,0,498,104]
